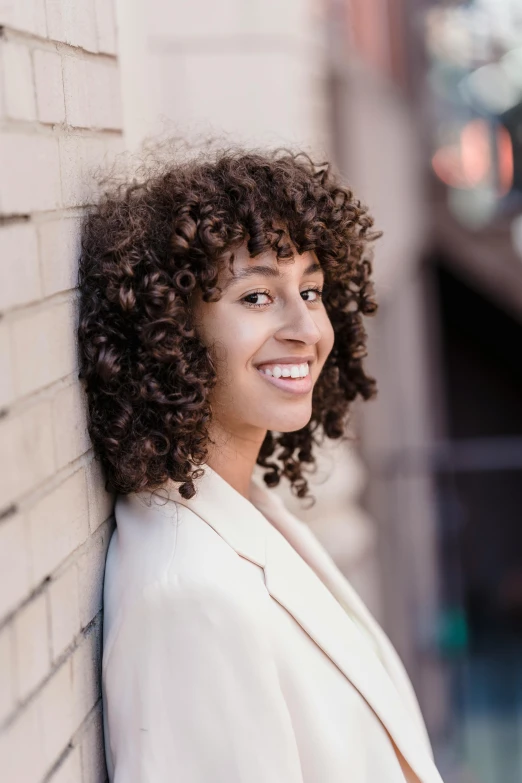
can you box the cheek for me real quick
[229,331,268,382]
[320,312,335,357]
[204,312,264,376]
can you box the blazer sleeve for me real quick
[102,575,304,783]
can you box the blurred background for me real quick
[2,1,522,781]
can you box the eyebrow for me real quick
[221,260,323,291]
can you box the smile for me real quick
[256,367,313,395]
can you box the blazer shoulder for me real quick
[104,498,269,678]
[106,495,267,631]
[168,501,268,595]
[102,571,273,686]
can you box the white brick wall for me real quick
[0,3,120,781]
[27,470,90,586]
[0,133,62,214]
[13,592,50,701]
[0,401,56,504]
[51,747,82,783]
[0,40,37,120]
[0,3,337,782]
[0,511,32,619]
[0,322,15,407]
[33,49,66,124]
[0,223,41,311]
[0,624,15,723]
[0,1,47,38]
[45,0,98,53]
[62,55,122,129]
[38,216,81,297]
[48,564,81,661]
[39,658,77,766]
[11,299,77,398]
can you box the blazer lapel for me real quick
[162,465,442,783]
[249,479,437,760]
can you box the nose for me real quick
[274,293,322,346]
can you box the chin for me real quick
[263,407,312,434]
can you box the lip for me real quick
[256,367,313,395]
[255,355,315,368]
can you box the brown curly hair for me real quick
[77,143,381,504]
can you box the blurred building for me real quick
[352,1,522,780]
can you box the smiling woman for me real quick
[78,144,380,504]
[76,144,444,783]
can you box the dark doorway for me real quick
[432,257,522,782]
[435,261,522,644]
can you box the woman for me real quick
[78,146,445,782]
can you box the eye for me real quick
[241,286,324,309]
[301,287,323,303]
[241,289,272,308]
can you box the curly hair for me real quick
[77,143,381,505]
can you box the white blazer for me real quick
[102,463,445,783]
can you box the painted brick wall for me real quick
[0,2,123,780]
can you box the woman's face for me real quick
[191,241,335,440]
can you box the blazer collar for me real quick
[157,465,442,783]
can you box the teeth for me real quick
[259,362,309,379]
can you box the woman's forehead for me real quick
[225,241,319,271]
[219,244,322,289]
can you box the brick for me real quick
[59,134,124,208]
[0,222,41,312]
[0,322,14,408]
[72,625,100,731]
[38,658,76,767]
[0,46,4,119]
[0,133,61,214]
[33,48,66,124]
[52,381,91,470]
[0,510,31,621]
[28,469,89,585]
[63,55,122,130]
[50,746,82,783]
[0,698,46,782]
[0,40,37,121]
[0,0,47,37]
[77,521,112,628]
[46,0,97,52]
[0,623,15,723]
[0,400,55,506]
[94,0,117,55]
[48,564,80,660]
[39,215,81,297]
[11,298,77,398]
[13,591,50,700]
[80,704,106,783]
[85,456,114,533]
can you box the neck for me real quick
[204,420,267,500]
